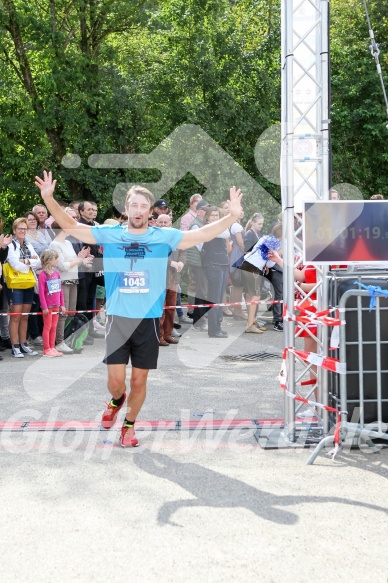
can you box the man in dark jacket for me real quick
[185,200,210,330]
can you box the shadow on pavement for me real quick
[134,450,388,527]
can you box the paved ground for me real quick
[0,315,387,582]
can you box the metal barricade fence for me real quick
[308,273,388,464]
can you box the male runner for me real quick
[35,172,243,447]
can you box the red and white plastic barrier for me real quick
[280,348,345,458]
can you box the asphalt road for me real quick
[0,316,387,582]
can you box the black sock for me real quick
[123,418,135,428]
[111,394,125,407]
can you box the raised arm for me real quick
[178,186,242,250]
[35,171,96,245]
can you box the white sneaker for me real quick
[12,346,24,358]
[191,323,208,332]
[55,341,74,354]
[93,320,105,331]
[20,344,38,356]
[29,335,43,346]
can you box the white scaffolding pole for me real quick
[281,0,331,440]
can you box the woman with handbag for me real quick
[240,228,279,335]
[5,218,41,358]
[0,221,13,351]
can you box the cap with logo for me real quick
[154,199,169,209]
[196,200,211,211]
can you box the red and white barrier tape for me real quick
[165,299,282,310]
[285,347,346,375]
[282,303,342,350]
[279,349,346,458]
[3,299,282,317]
[5,309,105,317]
[284,307,343,328]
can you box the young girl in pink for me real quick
[38,249,66,357]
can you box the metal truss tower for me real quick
[281,0,331,439]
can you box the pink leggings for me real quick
[42,306,60,351]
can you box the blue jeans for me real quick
[267,269,283,323]
[205,264,229,335]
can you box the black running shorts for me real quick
[103,315,160,369]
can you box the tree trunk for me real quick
[3,0,67,162]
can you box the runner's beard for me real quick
[128,215,148,229]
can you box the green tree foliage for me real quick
[108,0,282,218]
[0,0,150,222]
[0,0,387,229]
[0,0,281,225]
[330,0,388,197]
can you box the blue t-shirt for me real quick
[91,224,184,318]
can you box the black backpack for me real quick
[64,313,90,353]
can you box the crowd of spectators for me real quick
[7,187,378,358]
[0,201,109,359]
[157,194,283,344]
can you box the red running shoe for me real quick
[101,393,126,429]
[119,425,139,448]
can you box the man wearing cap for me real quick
[35,172,242,448]
[185,199,211,330]
[153,199,170,215]
[180,193,203,231]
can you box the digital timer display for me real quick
[303,201,388,264]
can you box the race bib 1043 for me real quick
[118,271,149,294]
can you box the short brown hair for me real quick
[24,211,40,224]
[370,194,384,200]
[125,185,155,208]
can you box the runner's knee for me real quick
[130,378,146,396]
[107,371,126,396]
